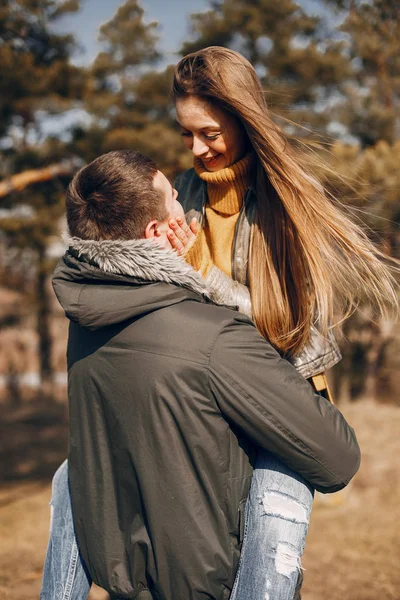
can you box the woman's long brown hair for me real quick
[172,46,397,356]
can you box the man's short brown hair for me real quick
[66,150,167,240]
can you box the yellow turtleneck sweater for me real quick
[185,153,254,278]
[185,154,333,400]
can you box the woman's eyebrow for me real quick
[176,122,221,132]
[184,125,220,131]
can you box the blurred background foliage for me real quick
[0,0,399,403]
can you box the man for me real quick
[48,150,360,600]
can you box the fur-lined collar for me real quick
[65,235,209,298]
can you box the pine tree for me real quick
[313,140,400,400]
[181,0,352,137]
[0,0,84,392]
[75,0,189,179]
[0,0,83,141]
[326,0,400,146]
[86,0,160,125]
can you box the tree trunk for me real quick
[364,318,395,401]
[37,246,53,395]
[364,339,380,399]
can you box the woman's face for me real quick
[175,96,248,172]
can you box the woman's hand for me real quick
[166,217,199,256]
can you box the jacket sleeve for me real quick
[206,266,252,318]
[290,324,342,379]
[208,315,360,493]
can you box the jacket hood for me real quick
[52,236,209,330]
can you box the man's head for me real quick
[66,150,185,246]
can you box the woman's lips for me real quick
[202,154,221,166]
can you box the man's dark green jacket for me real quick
[53,237,360,600]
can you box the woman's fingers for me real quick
[167,229,185,255]
[167,217,199,256]
[170,217,198,241]
[189,218,200,235]
[169,218,192,243]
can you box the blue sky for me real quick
[54,0,327,67]
[54,0,209,67]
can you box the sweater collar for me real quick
[193,153,254,215]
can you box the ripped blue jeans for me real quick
[41,452,313,600]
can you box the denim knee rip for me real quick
[275,542,302,578]
[259,492,307,583]
[259,491,309,524]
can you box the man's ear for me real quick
[144,220,158,239]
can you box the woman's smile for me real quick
[201,153,222,167]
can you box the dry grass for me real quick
[302,400,400,600]
[0,399,399,600]
[0,482,51,599]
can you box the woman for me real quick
[41,47,396,600]
[166,47,396,598]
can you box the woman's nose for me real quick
[191,136,209,157]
